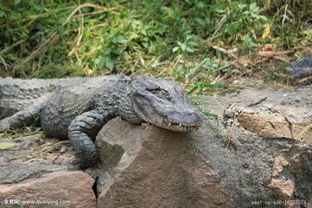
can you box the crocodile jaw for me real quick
[141,115,202,132]
[132,92,202,132]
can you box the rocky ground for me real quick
[0,85,311,208]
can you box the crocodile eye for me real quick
[147,88,172,100]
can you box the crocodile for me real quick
[285,54,312,78]
[0,75,202,168]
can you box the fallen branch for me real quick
[257,51,292,56]
[212,45,238,59]
[0,40,25,55]
[64,3,117,26]
[0,55,9,71]
[67,7,84,57]
[211,15,227,41]
[247,97,268,107]
[257,51,292,63]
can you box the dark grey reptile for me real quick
[285,54,312,78]
[0,75,202,168]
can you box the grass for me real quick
[0,0,312,94]
[0,126,43,140]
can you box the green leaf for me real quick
[32,3,43,12]
[57,26,66,36]
[195,18,206,26]
[0,142,16,150]
[93,57,103,67]
[188,41,198,46]
[133,20,142,25]
[14,0,21,5]
[186,35,193,41]
[10,12,21,20]
[226,24,239,35]
[85,31,92,39]
[249,3,258,11]
[238,4,247,10]
[0,10,5,18]
[202,112,218,119]
[115,35,128,44]
[180,43,187,51]
[215,8,225,13]
[104,57,114,70]
[172,46,179,52]
[196,2,206,9]
[243,36,256,48]
[141,29,147,36]
[186,47,194,53]
[256,15,268,21]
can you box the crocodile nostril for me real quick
[188,112,202,127]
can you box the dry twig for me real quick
[212,45,238,59]
[295,123,312,140]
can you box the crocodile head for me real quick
[131,76,202,132]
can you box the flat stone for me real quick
[0,171,96,208]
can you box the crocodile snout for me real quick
[167,111,202,127]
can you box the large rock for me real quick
[94,120,292,208]
[95,117,235,208]
[0,171,96,208]
[222,86,312,207]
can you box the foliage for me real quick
[0,142,15,150]
[0,0,311,93]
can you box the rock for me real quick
[0,135,77,184]
[0,171,96,208]
[223,86,312,142]
[220,87,312,207]
[95,117,235,208]
[225,106,312,141]
[190,119,276,207]
[268,178,295,199]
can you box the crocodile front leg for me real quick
[68,108,117,169]
[0,95,50,132]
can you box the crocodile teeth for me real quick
[142,122,150,127]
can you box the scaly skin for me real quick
[0,75,202,168]
[285,54,312,79]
